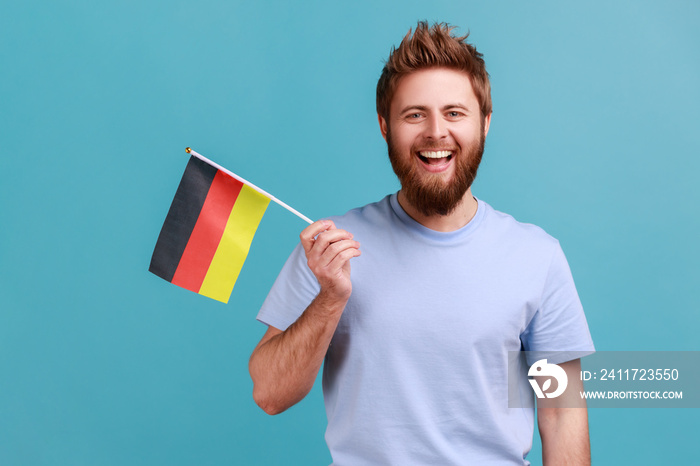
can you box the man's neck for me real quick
[397,189,479,232]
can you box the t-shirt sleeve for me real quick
[256,242,321,331]
[521,241,595,365]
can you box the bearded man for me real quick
[249,21,594,465]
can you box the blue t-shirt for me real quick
[257,194,594,465]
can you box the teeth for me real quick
[419,150,452,158]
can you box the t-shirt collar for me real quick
[389,192,486,244]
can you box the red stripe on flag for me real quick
[171,171,244,293]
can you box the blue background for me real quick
[2,0,698,464]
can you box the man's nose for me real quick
[424,114,448,140]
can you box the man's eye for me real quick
[447,111,461,117]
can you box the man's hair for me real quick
[376,21,492,121]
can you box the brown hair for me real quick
[376,21,492,121]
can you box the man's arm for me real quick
[248,220,360,415]
[537,358,591,466]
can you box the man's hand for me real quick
[300,220,361,303]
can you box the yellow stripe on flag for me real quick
[198,185,270,303]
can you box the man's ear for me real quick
[378,114,388,142]
[483,112,492,139]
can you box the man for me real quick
[249,21,594,465]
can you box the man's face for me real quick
[379,67,490,217]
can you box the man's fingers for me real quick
[325,246,362,272]
[312,230,354,256]
[313,241,361,289]
[315,239,361,269]
[300,220,359,292]
[300,220,335,253]
[302,224,355,259]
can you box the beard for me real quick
[386,123,485,217]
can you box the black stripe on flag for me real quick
[149,155,219,282]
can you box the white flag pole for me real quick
[185,147,313,224]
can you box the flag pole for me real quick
[185,147,314,224]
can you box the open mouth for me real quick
[417,150,453,167]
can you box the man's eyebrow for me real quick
[398,105,429,114]
[442,103,469,111]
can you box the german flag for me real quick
[149,155,270,303]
